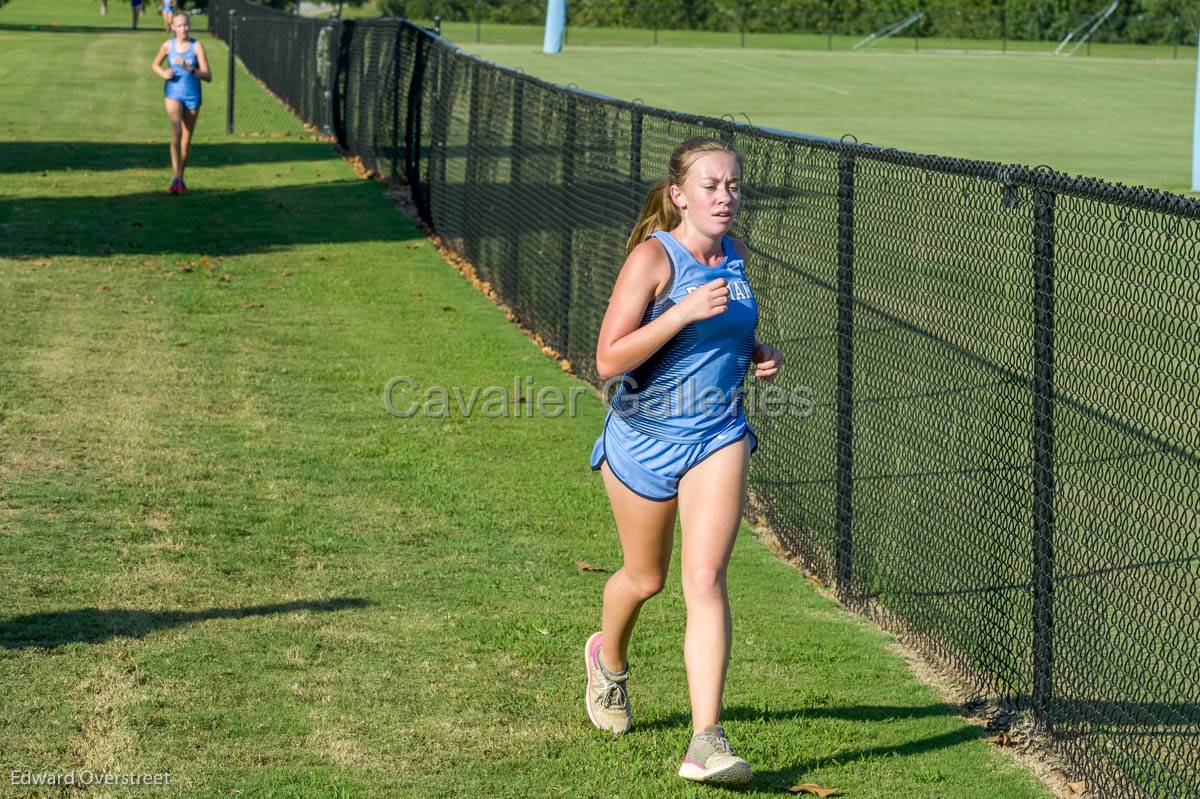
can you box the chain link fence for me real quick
[209,2,1200,796]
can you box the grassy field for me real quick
[422,26,1198,196]
[0,0,1066,797]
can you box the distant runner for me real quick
[150,12,212,194]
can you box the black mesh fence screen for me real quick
[209,3,1200,796]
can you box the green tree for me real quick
[331,0,373,16]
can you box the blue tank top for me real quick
[610,230,758,442]
[164,38,200,100]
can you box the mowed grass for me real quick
[0,1,1059,797]
[438,26,1197,195]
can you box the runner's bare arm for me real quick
[596,239,730,380]
[193,41,212,82]
[151,41,172,79]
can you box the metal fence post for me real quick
[390,24,403,180]
[1032,186,1057,734]
[464,63,482,266]
[505,78,525,304]
[835,151,856,602]
[429,47,449,195]
[630,108,643,212]
[226,10,236,135]
[558,95,578,358]
[405,28,431,222]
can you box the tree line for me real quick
[200,0,1200,43]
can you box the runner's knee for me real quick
[683,565,725,601]
[623,568,666,601]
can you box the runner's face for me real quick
[675,152,740,238]
[173,15,189,37]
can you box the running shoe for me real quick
[678,723,753,786]
[583,631,631,734]
[168,177,181,194]
[178,178,188,193]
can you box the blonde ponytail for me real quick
[625,136,745,255]
[625,179,679,255]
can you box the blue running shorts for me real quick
[590,410,758,502]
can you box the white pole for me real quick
[544,0,566,54]
[1193,24,1200,190]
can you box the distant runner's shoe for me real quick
[583,631,631,734]
[678,724,752,786]
[168,178,181,194]
[178,178,188,193]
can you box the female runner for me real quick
[585,136,784,786]
[160,0,175,32]
[150,12,211,194]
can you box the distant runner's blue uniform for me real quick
[590,230,759,501]
[164,37,201,110]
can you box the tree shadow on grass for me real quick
[0,23,165,34]
[0,180,422,257]
[0,141,336,174]
[745,726,989,794]
[0,597,372,650]
[639,704,987,793]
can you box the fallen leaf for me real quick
[410,292,423,299]
[1050,770,1068,783]
[406,243,421,250]
[180,265,193,273]
[788,785,839,797]
[219,273,231,283]
[1067,781,1087,794]
[96,285,111,292]
[177,341,192,347]
[202,256,210,267]
[239,302,264,309]
[441,305,455,312]
[988,731,1011,746]
[575,560,607,573]
[282,270,293,277]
